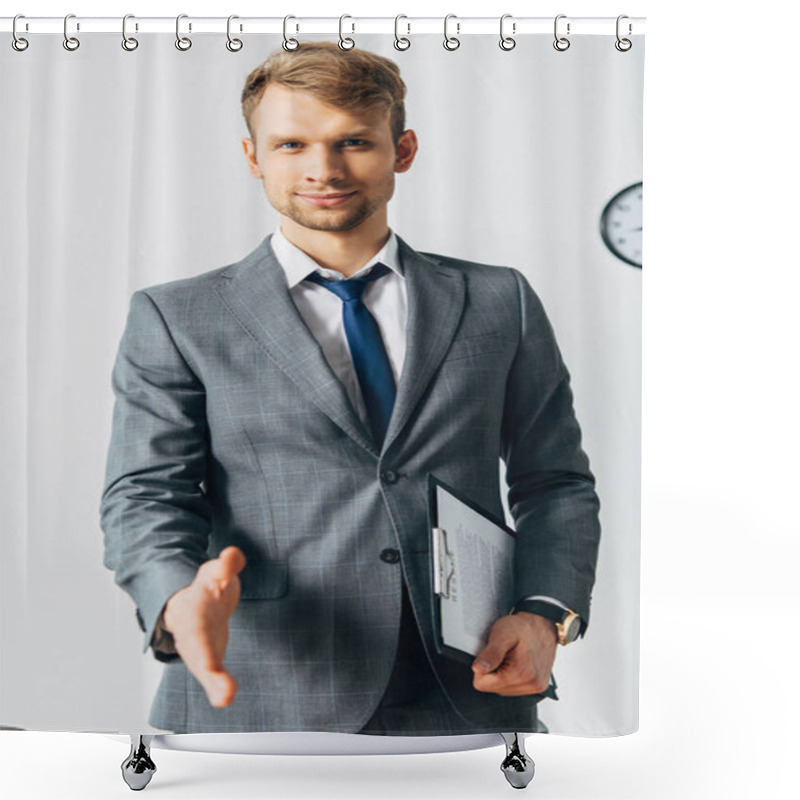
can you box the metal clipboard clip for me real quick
[432,527,456,599]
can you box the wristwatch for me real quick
[513,599,582,645]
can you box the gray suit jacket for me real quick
[101,233,601,733]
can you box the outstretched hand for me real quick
[162,546,247,708]
[471,611,558,696]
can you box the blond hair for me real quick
[241,41,407,148]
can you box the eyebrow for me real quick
[266,130,376,145]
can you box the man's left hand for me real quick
[471,611,557,696]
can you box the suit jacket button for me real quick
[380,548,400,564]
[381,470,399,484]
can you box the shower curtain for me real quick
[1,18,644,738]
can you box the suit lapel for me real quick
[215,235,377,456]
[215,233,466,459]
[383,236,465,454]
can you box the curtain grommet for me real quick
[499,14,516,51]
[338,15,355,50]
[553,14,571,52]
[175,14,192,51]
[226,15,243,52]
[394,15,411,51]
[282,15,299,51]
[443,14,460,51]
[615,15,633,51]
[121,14,138,51]
[12,15,29,51]
[63,13,80,51]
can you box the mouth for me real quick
[297,191,356,207]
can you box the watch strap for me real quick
[512,599,569,623]
[513,599,583,645]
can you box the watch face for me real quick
[600,182,642,268]
[564,616,581,644]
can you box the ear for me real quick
[394,129,419,174]
[242,138,262,179]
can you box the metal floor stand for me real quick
[121,731,535,790]
[121,735,156,791]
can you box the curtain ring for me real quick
[226,15,243,52]
[12,14,29,51]
[63,13,80,51]
[122,14,139,51]
[499,13,516,51]
[175,14,192,51]
[443,14,460,51]
[282,15,299,51]
[394,14,410,51]
[615,15,632,51]
[339,14,355,50]
[553,14,570,51]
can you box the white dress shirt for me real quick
[270,226,407,433]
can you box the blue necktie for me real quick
[304,264,396,448]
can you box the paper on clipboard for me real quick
[429,476,517,661]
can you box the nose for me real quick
[303,144,346,185]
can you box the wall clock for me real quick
[600,182,642,268]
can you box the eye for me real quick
[278,142,302,150]
[340,139,370,147]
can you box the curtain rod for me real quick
[1,16,646,37]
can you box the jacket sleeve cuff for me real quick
[135,605,182,663]
[514,595,588,638]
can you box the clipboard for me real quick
[427,474,518,665]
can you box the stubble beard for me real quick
[267,177,394,233]
[283,196,374,232]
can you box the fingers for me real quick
[198,547,247,599]
[219,545,247,575]
[175,610,239,707]
[472,615,523,674]
[472,659,551,696]
[472,617,520,674]
[181,637,238,708]
[471,615,555,696]
[164,549,248,709]
[472,648,552,695]
[199,670,238,709]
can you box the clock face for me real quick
[600,182,643,268]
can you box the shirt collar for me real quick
[270,226,403,289]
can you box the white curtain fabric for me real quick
[0,32,643,734]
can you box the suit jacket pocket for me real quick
[442,331,505,363]
[239,561,289,600]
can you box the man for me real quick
[101,41,600,735]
